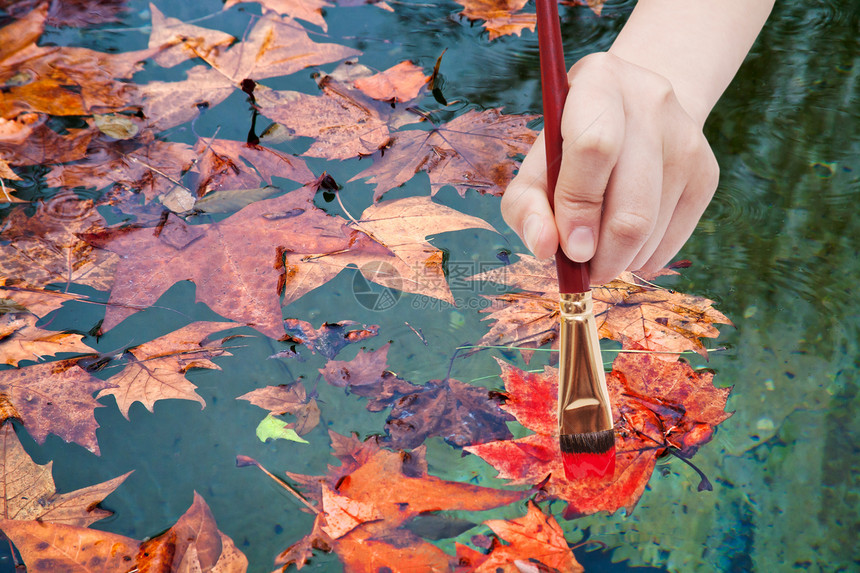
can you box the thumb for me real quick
[553,86,625,263]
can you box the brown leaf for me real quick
[0,423,130,526]
[140,13,357,131]
[82,177,388,339]
[281,319,379,359]
[140,65,236,131]
[0,115,94,168]
[97,321,237,419]
[0,0,127,28]
[0,6,155,118]
[455,501,583,572]
[0,492,247,571]
[0,359,114,454]
[195,14,359,83]
[455,0,536,40]
[46,135,197,202]
[350,196,497,304]
[471,255,731,361]
[0,283,80,319]
[350,108,538,200]
[319,343,391,389]
[194,138,314,196]
[0,158,21,183]
[0,313,95,367]
[0,520,140,570]
[237,382,321,435]
[148,3,236,68]
[224,0,332,32]
[256,77,392,160]
[378,377,514,449]
[353,61,429,102]
[0,192,117,291]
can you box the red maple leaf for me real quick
[465,354,732,516]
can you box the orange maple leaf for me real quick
[455,0,536,41]
[471,255,731,362]
[275,433,522,570]
[455,500,583,572]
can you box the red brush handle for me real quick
[535,0,589,294]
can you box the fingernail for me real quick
[523,214,543,255]
[566,226,595,262]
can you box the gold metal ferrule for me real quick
[557,291,613,435]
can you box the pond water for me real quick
[0,0,858,571]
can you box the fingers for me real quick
[587,121,662,285]
[640,147,720,272]
[501,132,559,259]
[553,70,625,264]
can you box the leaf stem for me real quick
[236,455,319,514]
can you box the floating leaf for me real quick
[350,108,538,200]
[0,423,130,526]
[465,356,731,516]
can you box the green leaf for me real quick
[255,413,308,444]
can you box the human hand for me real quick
[501,52,720,285]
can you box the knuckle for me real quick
[568,129,621,162]
[607,210,654,247]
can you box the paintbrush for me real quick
[534,0,615,480]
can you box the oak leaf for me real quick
[0,423,130,526]
[0,192,117,291]
[464,356,731,516]
[0,313,95,367]
[238,382,320,436]
[224,0,332,32]
[455,0,536,41]
[350,108,538,201]
[96,321,238,419]
[455,501,583,572]
[0,359,114,454]
[0,492,247,572]
[82,177,389,339]
[277,433,521,570]
[353,61,429,103]
[472,255,731,362]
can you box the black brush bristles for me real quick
[559,429,615,454]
